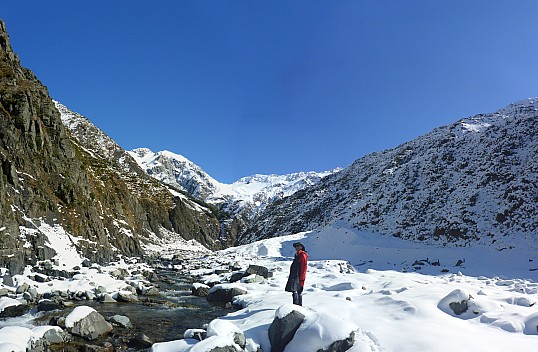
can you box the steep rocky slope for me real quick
[240,98,538,249]
[0,21,221,274]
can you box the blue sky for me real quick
[2,1,537,183]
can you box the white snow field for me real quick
[153,225,537,352]
[1,225,537,351]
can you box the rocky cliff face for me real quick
[0,20,221,274]
[240,99,538,250]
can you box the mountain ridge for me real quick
[129,147,339,243]
[239,98,538,249]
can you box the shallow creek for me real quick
[32,267,233,348]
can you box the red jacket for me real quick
[296,250,308,284]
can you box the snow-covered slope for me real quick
[129,148,338,219]
[154,227,538,352]
[129,148,221,200]
[241,98,538,250]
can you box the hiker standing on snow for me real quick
[285,242,309,306]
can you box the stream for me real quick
[30,267,233,349]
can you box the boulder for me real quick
[242,275,264,284]
[0,302,28,318]
[28,326,70,351]
[1,274,14,287]
[116,291,139,303]
[38,299,61,312]
[438,289,476,317]
[207,285,247,303]
[65,306,113,340]
[268,307,306,352]
[207,319,246,349]
[319,331,356,352]
[245,265,271,279]
[109,315,132,328]
[16,282,30,294]
[98,294,117,303]
[94,286,108,295]
[229,272,244,283]
[128,333,153,349]
[142,286,160,296]
[192,283,210,297]
[34,273,49,283]
[0,288,9,297]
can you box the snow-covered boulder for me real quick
[206,319,246,349]
[189,336,242,352]
[0,297,27,318]
[65,306,113,340]
[288,312,359,352]
[269,304,370,352]
[151,338,198,352]
[0,325,68,352]
[0,327,31,351]
[438,289,480,318]
[524,313,538,335]
[28,326,70,351]
[268,305,307,352]
[207,284,247,303]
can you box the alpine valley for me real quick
[0,18,537,352]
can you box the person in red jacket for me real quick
[285,242,309,306]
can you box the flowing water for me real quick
[31,267,233,349]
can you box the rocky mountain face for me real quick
[240,99,538,249]
[129,147,337,243]
[0,21,221,274]
[129,148,220,201]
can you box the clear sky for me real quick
[1,1,537,183]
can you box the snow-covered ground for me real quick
[156,226,537,351]
[1,225,537,351]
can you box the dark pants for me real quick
[292,286,304,306]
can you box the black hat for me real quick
[293,242,305,250]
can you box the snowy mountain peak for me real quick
[129,148,221,200]
[130,147,340,235]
